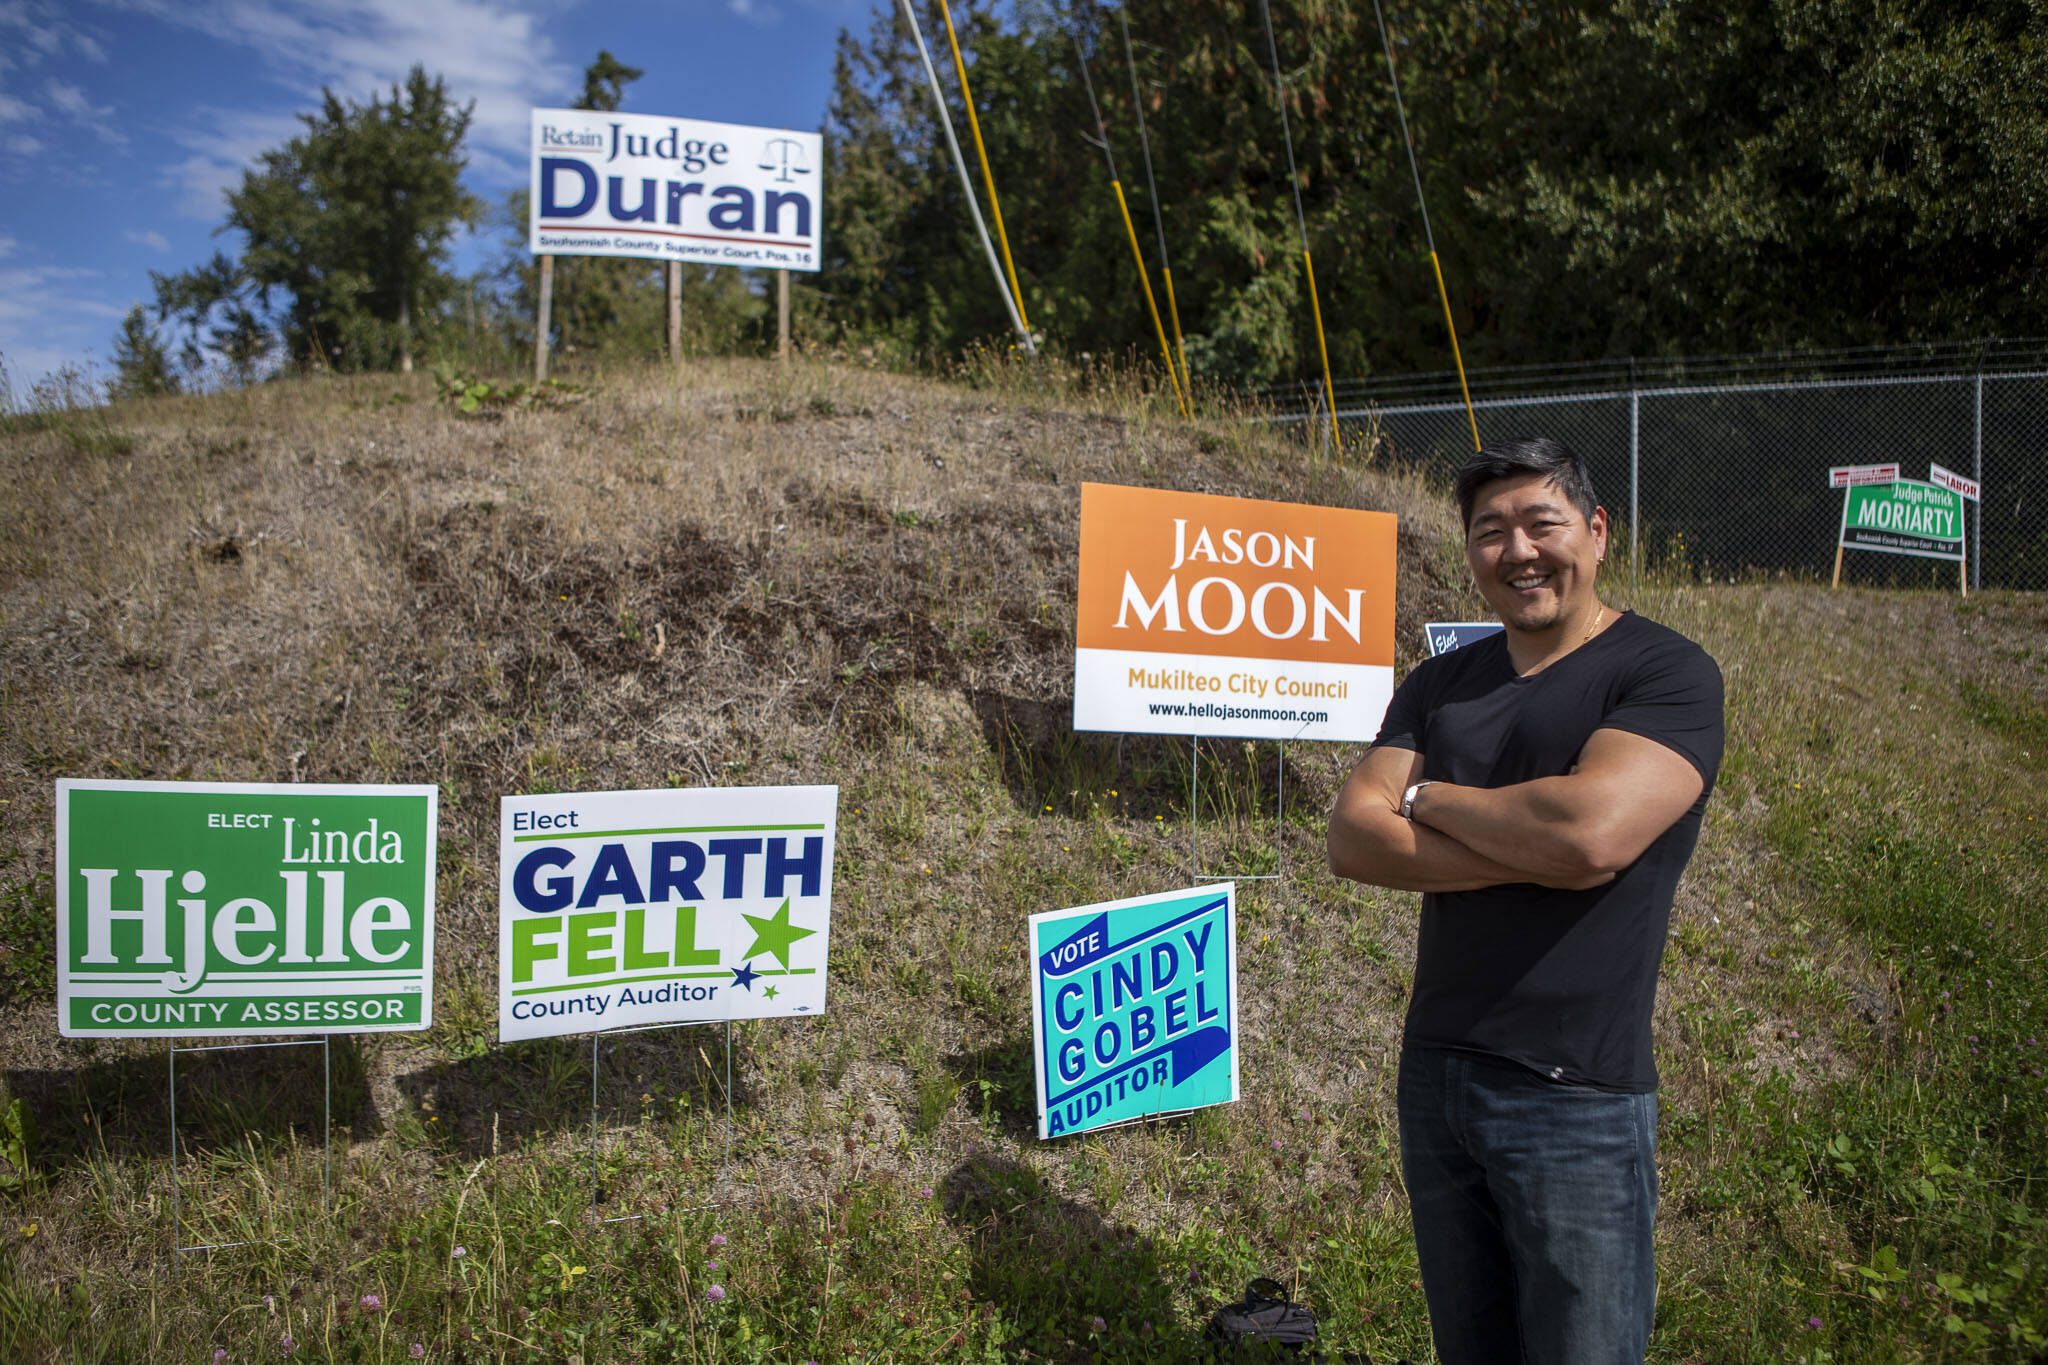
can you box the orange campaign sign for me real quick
[1075,483,1397,741]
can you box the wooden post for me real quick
[666,262,682,366]
[777,269,790,361]
[534,255,554,385]
[1831,544,1844,590]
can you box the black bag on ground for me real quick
[1203,1277,1320,1355]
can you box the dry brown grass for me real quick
[6,357,2042,1360]
[0,358,1465,1186]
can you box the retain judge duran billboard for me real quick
[528,108,822,272]
[1074,483,1397,741]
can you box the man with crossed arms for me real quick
[1328,437,1724,1363]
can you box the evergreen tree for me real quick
[816,0,2048,382]
[153,66,477,377]
[151,251,274,387]
[107,305,181,401]
[580,50,645,112]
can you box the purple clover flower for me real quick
[706,1284,727,1303]
[359,1293,382,1312]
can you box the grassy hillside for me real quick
[0,358,2043,1362]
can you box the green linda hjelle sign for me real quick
[58,782,436,1037]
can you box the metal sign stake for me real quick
[586,1019,739,1220]
[1188,735,1288,883]
[168,1036,332,1267]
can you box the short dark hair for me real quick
[1453,436,1600,530]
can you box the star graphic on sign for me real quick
[741,898,816,968]
[730,961,762,991]
[762,984,779,1000]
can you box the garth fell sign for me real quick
[1074,483,1397,741]
[498,786,836,1041]
[1030,885,1238,1139]
[529,108,823,272]
[57,781,436,1037]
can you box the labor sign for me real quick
[1073,483,1396,741]
[498,785,836,1041]
[56,780,437,1038]
[1839,478,1964,563]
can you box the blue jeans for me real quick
[1397,1043,1658,1364]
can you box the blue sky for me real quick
[0,0,871,395]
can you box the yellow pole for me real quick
[938,0,1029,332]
[1162,265,1192,399]
[1430,250,1479,452]
[1113,181,1187,416]
[1302,249,1340,453]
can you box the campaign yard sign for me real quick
[1928,462,1981,503]
[1074,484,1397,742]
[529,109,822,272]
[1423,621,1505,657]
[498,786,836,1041]
[1839,478,1964,563]
[1030,885,1238,1140]
[1827,463,1900,489]
[56,781,436,1038]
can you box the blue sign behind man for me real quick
[1328,437,1724,1363]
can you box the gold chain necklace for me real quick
[1581,606,1605,646]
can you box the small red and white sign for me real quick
[1828,463,1900,489]
[1928,463,1981,502]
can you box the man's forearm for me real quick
[1409,777,1608,882]
[1327,800,1546,892]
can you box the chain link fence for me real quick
[1266,341,2048,591]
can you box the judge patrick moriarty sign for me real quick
[1029,885,1238,1139]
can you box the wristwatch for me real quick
[1400,780,1436,821]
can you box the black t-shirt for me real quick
[1372,611,1724,1092]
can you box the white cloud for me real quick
[728,0,784,25]
[125,228,170,251]
[0,90,36,124]
[0,234,16,258]
[119,0,576,178]
[0,262,130,401]
[45,77,125,144]
[0,264,122,328]
[161,106,303,221]
[0,1,110,67]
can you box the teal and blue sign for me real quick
[1029,885,1238,1139]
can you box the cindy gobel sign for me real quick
[57,780,436,1038]
[529,108,822,272]
[1074,484,1397,742]
[1030,885,1238,1140]
[499,786,836,1041]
